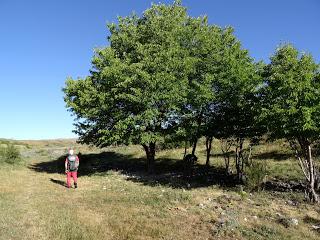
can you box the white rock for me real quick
[199,203,205,209]
[290,218,299,226]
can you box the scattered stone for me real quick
[216,207,224,213]
[219,211,226,216]
[286,200,299,206]
[278,216,299,228]
[253,216,258,220]
[312,225,320,231]
[287,200,294,205]
[198,203,205,209]
[290,218,299,226]
[217,217,226,226]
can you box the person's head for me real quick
[68,148,74,155]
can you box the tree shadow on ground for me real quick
[252,151,293,161]
[29,151,238,189]
[210,151,293,161]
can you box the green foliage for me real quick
[261,44,320,201]
[261,44,320,141]
[0,144,21,165]
[157,135,185,150]
[245,159,268,191]
[240,225,279,240]
[64,2,194,148]
[212,60,264,141]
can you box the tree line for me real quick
[63,1,320,202]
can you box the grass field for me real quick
[0,139,320,240]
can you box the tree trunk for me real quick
[192,138,198,156]
[142,142,156,174]
[205,136,213,167]
[235,146,240,179]
[235,138,244,182]
[306,145,319,203]
[225,156,230,175]
[220,139,231,175]
[191,114,202,156]
[183,140,188,158]
[291,139,319,203]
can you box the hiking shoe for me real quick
[74,183,77,189]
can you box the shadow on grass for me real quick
[303,215,320,225]
[29,151,238,189]
[253,151,293,161]
[210,151,293,161]
[50,178,67,188]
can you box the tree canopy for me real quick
[63,1,256,173]
[261,44,320,202]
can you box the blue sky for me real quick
[0,0,319,140]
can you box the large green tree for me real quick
[203,29,263,172]
[64,1,215,173]
[177,26,260,168]
[174,21,223,159]
[261,44,320,202]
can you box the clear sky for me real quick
[0,0,319,140]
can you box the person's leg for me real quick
[66,172,71,188]
[72,171,78,188]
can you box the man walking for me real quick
[65,148,79,188]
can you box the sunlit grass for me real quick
[0,139,319,240]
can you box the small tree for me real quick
[261,44,320,202]
[208,42,263,180]
[184,26,261,167]
[177,20,223,158]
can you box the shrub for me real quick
[0,144,21,164]
[0,147,5,161]
[245,159,268,191]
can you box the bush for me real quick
[245,159,268,191]
[0,147,5,160]
[0,144,21,164]
[156,136,186,150]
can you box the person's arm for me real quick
[75,156,80,170]
[65,158,68,173]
